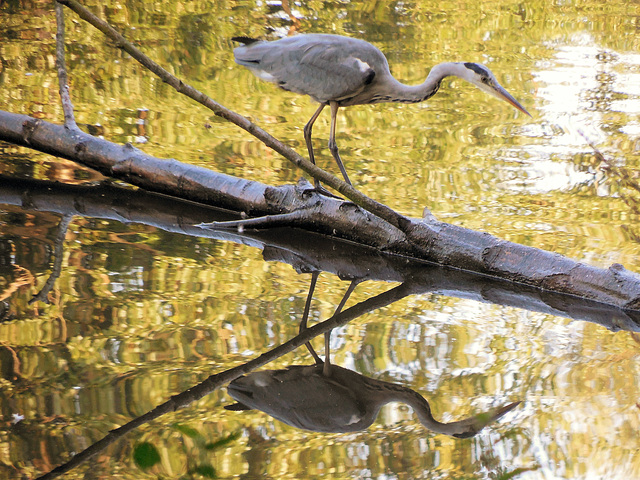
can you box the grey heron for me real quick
[232,33,531,190]
[225,354,519,436]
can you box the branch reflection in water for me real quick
[226,273,520,438]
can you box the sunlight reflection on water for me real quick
[2,0,640,479]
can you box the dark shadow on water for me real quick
[3,175,639,332]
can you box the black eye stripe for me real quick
[464,62,491,82]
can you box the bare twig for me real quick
[29,214,73,305]
[55,0,409,233]
[281,0,302,35]
[579,128,640,194]
[55,2,80,131]
[578,129,640,219]
[197,210,309,230]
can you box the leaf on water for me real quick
[173,423,202,439]
[204,431,241,450]
[133,442,161,470]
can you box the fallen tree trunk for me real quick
[2,109,640,310]
[3,175,639,331]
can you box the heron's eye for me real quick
[481,76,490,84]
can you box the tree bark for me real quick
[2,109,640,311]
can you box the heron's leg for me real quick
[323,332,331,376]
[300,271,323,364]
[303,104,326,190]
[328,101,353,186]
[323,279,360,376]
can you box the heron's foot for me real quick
[311,182,344,200]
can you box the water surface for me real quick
[1,0,640,478]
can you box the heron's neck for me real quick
[367,380,449,430]
[383,62,466,104]
[390,387,451,431]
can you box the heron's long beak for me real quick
[491,84,532,117]
[423,400,521,438]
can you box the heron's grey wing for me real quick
[235,36,378,103]
[264,374,368,432]
[226,366,367,432]
[282,42,377,102]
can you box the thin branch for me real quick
[281,0,301,35]
[29,214,73,305]
[579,128,640,194]
[197,210,309,230]
[55,2,80,131]
[55,0,409,233]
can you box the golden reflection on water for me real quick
[2,0,640,479]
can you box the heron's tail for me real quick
[231,36,260,46]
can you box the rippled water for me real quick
[1,1,640,479]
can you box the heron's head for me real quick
[416,399,521,438]
[460,62,531,117]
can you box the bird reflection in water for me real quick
[226,274,519,437]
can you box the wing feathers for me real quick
[233,34,383,103]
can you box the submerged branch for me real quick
[3,175,640,332]
[28,213,73,305]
